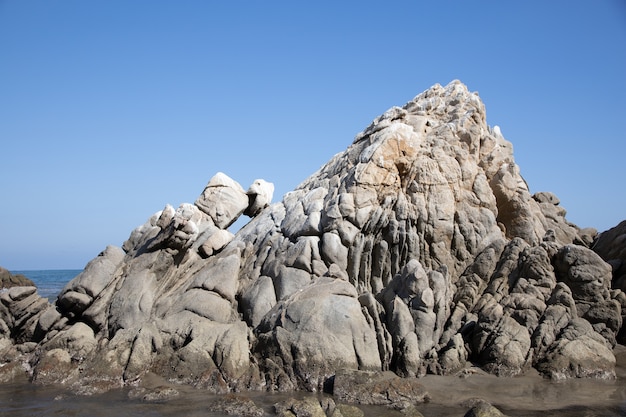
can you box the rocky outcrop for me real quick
[0,81,624,398]
[593,220,626,291]
[0,267,35,288]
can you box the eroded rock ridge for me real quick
[1,81,624,396]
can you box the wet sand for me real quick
[2,347,626,416]
[415,344,626,416]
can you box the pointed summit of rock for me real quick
[1,81,623,397]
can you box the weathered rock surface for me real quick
[1,81,625,399]
[332,368,430,409]
[0,267,35,288]
[593,220,626,295]
[208,394,265,417]
[463,400,508,417]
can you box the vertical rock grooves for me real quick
[1,81,623,394]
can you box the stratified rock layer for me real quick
[1,81,624,396]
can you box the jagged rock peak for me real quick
[356,80,489,142]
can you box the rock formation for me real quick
[0,266,35,288]
[0,81,624,399]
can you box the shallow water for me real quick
[1,367,626,417]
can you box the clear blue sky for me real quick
[1,1,625,270]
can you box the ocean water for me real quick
[2,270,626,416]
[10,269,82,301]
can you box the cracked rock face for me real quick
[1,80,624,394]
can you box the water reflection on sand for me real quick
[2,347,626,416]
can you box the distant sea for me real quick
[9,269,82,301]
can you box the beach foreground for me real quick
[2,348,625,416]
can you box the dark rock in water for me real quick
[127,385,180,402]
[463,399,508,417]
[0,266,35,288]
[333,403,365,417]
[208,394,265,417]
[0,81,625,398]
[332,368,430,409]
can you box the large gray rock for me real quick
[256,277,382,390]
[464,400,508,417]
[1,81,625,396]
[195,172,248,229]
[57,245,124,318]
[535,318,616,379]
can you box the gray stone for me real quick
[257,278,381,390]
[59,245,124,303]
[464,400,508,417]
[332,368,430,408]
[536,318,616,379]
[274,397,326,417]
[195,172,248,229]
[208,394,264,417]
[245,178,274,217]
[241,275,277,327]
[593,220,626,295]
[199,228,234,257]
[3,81,625,395]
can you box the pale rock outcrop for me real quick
[1,81,624,398]
[535,318,616,379]
[57,245,125,318]
[245,178,275,217]
[199,229,235,257]
[256,277,382,390]
[195,172,249,229]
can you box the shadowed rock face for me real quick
[0,81,624,395]
[0,267,35,289]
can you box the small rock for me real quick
[134,386,180,402]
[333,369,430,409]
[274,397,326,417]
[333,403,365,417]
[463,399,508,417]
[208,394,264,417]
